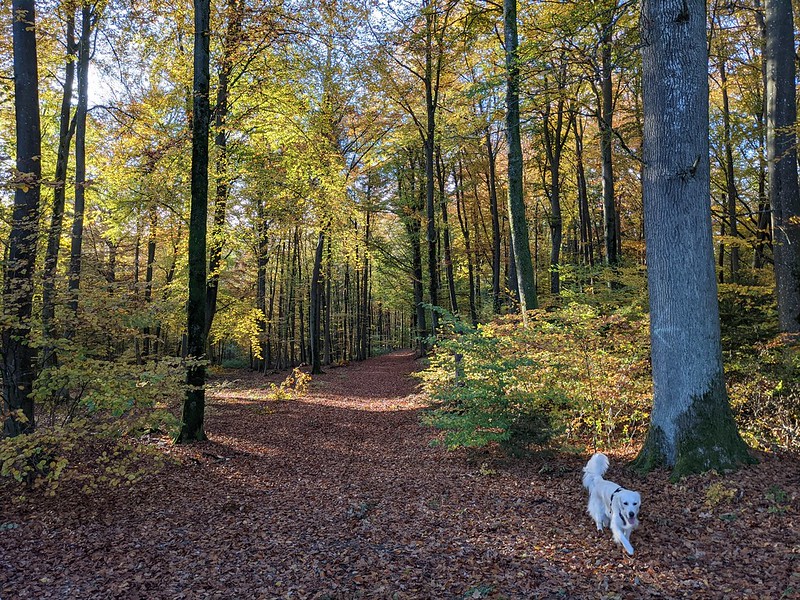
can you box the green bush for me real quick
[1,341,183,499]
[419,303,652,454]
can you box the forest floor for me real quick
[1,350,799,600]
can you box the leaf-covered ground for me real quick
[1,350,798,599]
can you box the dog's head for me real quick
[614,489,641,527]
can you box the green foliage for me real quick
[0,416,173,499]
[0,338,183,500]
[32,341,186,428]
[765,484,790,514]
[420,302,652,455]
[720,285,800,452]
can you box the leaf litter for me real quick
[0,350,798,599]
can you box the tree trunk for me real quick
[142,207,157,359]
[634,0,752,477]
[42,11,76,350]
[323,236,332,365]
[599,20,619,266]
[310,229,325,374]
[3,0,42,436]
[67,4,94,315]
[574,118,594,267]
[504,0,537,314]
[485,129,502,314]
[205,0,243,341]
[359,211,371,361]
[436,146,458,315]
[455,159,478,326]
[178,0,211,443]
[719,58,740,283]
[753,0,771,269]
[765,0,800,331]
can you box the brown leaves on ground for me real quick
[1,350,798,599]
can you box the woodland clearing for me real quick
[1,350,798,599]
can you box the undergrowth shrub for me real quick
[0,340,183,500]
[420,303,652,455]
[718,284,800,451]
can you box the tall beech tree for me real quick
[634,0,752,477]
[504,0,537,313]
[178,0,211,443]
[765,0,800,332]
[42,8,77,349]
[3,0,42,436]
[67,3,97,314]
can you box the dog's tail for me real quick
[582,452,610,490]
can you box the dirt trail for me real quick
[1,351,798,599]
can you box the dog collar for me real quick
[610,487,628,525]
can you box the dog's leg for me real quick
[611,521,634,555]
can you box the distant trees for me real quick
[634,0,752,476]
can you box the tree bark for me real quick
[3,0,42,436]
[205,0,244,340]
[765,0,800,331]
[436,147,458,315]
[178,0,211,443]
[485,129,502,314]
[634,0,752,477]
[310,229,325,374]
[599,19,619,266]
[718,58,740,282]
[504,0,537,314]
[574,118,594,266]
[42,11,76,350]
[67,4,94,315]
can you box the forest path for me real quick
[1,350,798,599]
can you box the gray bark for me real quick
[634,0,752,477]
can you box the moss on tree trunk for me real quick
[633,377,755,481]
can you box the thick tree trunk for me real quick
[178,0,211,443]
[3,0,42,436]
[765,0,800,331]
[504,0,537,314]
[634,0,752,477]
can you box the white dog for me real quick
[582,452,640,555]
